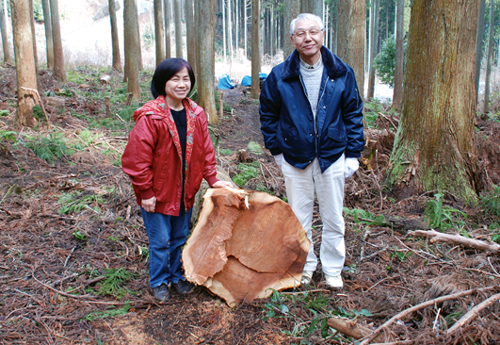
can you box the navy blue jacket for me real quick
[259,46,364,173]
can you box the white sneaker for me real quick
[325,274,343,289]
[300,271,314,285]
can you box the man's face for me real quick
[291,19,324,62]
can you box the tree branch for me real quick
[446,292,500,335]
[408,229,500,255]
[358,286,498,345]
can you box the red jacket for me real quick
[122,96,219,216]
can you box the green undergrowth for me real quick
[21,132,76,164]
[84,302,131,322]
[233,161,261,187]
[424,192,468,231]
[343,207,387,226]
[262,289,372,343]
[94,268,139,300]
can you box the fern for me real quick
[23,132,75,164]
[424,193,444,229]
[233,161,260,187]
[58,191,103,214]
[84,301,131,321]
[343,207,386,226]
[96,268,138,299]
[424,193,468,230]
[480,185,500,216]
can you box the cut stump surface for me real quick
[182,187,310,307]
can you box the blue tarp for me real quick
[218,74,236,90]
[241,73,268,86]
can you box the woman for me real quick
[122,58,232,302]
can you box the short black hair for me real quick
[151,58,196,99]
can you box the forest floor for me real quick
[1,65,500,345]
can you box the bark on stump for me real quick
[182,187,310,307]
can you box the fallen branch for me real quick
[327,317,385,342]
[370,341,414,345]
[409,229,500,255]
[358,285,498,345]
[32,272,137,306]
[446,292,500,335]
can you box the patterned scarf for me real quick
[133,95,199,174]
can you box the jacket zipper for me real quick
[299,74,329,159]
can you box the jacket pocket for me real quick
[328,127,347,143]
[322,126,347,157]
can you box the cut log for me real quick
[182,187,310,307]
[327,318,385,342]
[46,96,66,110]
[409,229,500,255]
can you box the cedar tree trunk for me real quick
[196,0,217,123]
[50,0,66,81]
[109,0,122,71]
[388,0,481,205]
[337,0,366,100]
[11,0,37,126]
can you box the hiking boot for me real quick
[152,283,170,302]
[173,280,194,295]
[300,271,314,285]
[325,274,343,289]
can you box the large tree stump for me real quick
[182,187,310,307]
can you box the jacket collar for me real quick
[133,96,202,122]
[281,46,347,80]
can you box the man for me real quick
[259,13,364,289]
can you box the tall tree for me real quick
[301,0,322,17]
[196,0,217,123]
[50,0,66,81]
[41,0,52,68]
[367,0,380,99]
[28,0,42,92]
[222,0,227,63]
[244,0,249,58]
[174,0,182,58]
[283,0,300,57]
[474,0,486,98]
[484,0,495,113]
[388,0,481,205]
[0,0,11,64]
[392,0,404,111]
[185,0,196,73]
[228,0,233,61]
[250,0,260,99]
[328,0,338,54]
[154,0,165,66]
[109,0,122,71]
[337,0,366,100]
[10,0,37,126]
[163,0,171,58]
[124,0,140,100]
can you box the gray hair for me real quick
[290,13,324,35]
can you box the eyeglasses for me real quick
[293,29,323,38]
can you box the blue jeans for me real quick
[140,207,193,288]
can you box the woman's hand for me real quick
[212,181,234,188]
[141,196,157,213]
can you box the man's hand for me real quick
[141,196,156,213]
[344,158,359,178]
[274,153,284,169]
[212,181,234,188]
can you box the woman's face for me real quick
[165,67,191,103]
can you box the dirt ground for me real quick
[1,66,500,345]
